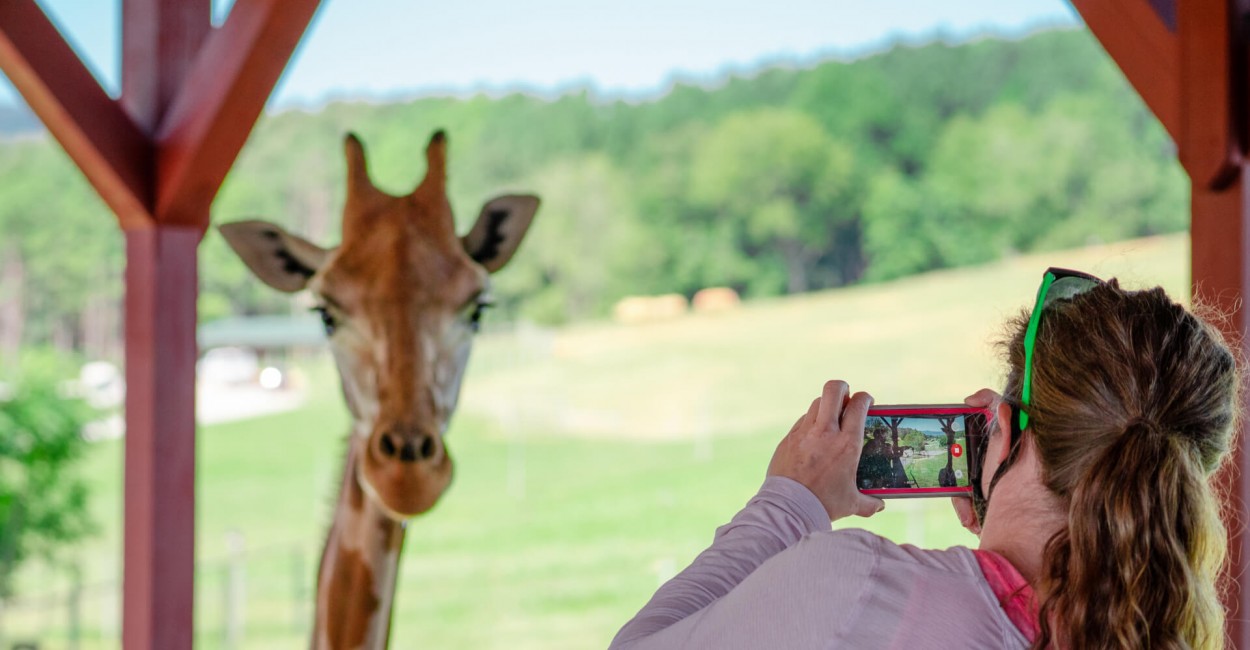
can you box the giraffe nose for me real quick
[377,429,438,463]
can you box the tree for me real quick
[0,350,94,599]
[493,154,654,324]
[0,139,121,357]
[0,27,1194,353]
[689,109,862,295]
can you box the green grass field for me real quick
[4,234,1189,649]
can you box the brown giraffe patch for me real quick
[325,547,379,650]
[378,517,404,552]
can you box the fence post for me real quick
[67,565,82,650]
[223,531,246,649]
[291,545,307,635]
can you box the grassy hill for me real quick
[6,233,1189,649]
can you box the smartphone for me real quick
[856,405,991,498]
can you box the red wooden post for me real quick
[1192,174,1250,649]
[1181,4,1250,644]
[120,3,209,647]
[122,227,201,650]
[119,239,205,643]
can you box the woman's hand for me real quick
[767,380,885,521]
[949,388,1001,536]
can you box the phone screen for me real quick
[856,406,988,498]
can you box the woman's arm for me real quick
[610,380,885,648]
[608,476,830,648]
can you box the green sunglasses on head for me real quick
[1018,267,1104,432]
[973,267,1105,522]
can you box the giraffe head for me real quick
[219,131,539,518]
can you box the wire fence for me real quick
[0,536,320,650]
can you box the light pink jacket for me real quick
[609,477,1033,650]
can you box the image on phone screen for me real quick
[857,408,986,497]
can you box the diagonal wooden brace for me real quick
[155,0,326,228]
[1070,0,1180,142]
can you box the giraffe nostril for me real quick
[379,430,438,463]
[399,440,418,463]
[379,433,397,458]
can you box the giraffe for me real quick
[218,130,539,649]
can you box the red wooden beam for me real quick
[1178,1,1239,189]
[0,0,153,229]
[1070,0,1180,142]
[122,227,200,650]
[154,0,325,227]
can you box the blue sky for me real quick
[24,0,1078,108]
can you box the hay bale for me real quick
[692,287,740,313]
[612,294,689,324]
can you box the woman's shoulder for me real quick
[776,528,1028,647]
[801,527,982,576]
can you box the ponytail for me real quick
[996,284,1239,650]
[1033,424,1226,649]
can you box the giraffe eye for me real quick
[468,300,492,333]
[311,306,337,336]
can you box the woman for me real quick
[609,271,1238,649]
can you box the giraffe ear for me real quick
[218,220,331,293]
[461,194,540,273]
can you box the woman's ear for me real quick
[996,401,1014,463]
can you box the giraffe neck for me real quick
[313,436,407,650]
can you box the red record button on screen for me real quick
[951,443,963,458]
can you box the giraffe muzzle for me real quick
[360,424,453,518]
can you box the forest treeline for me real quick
[0,28,1186,360]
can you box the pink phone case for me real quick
[858,404,991,498]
